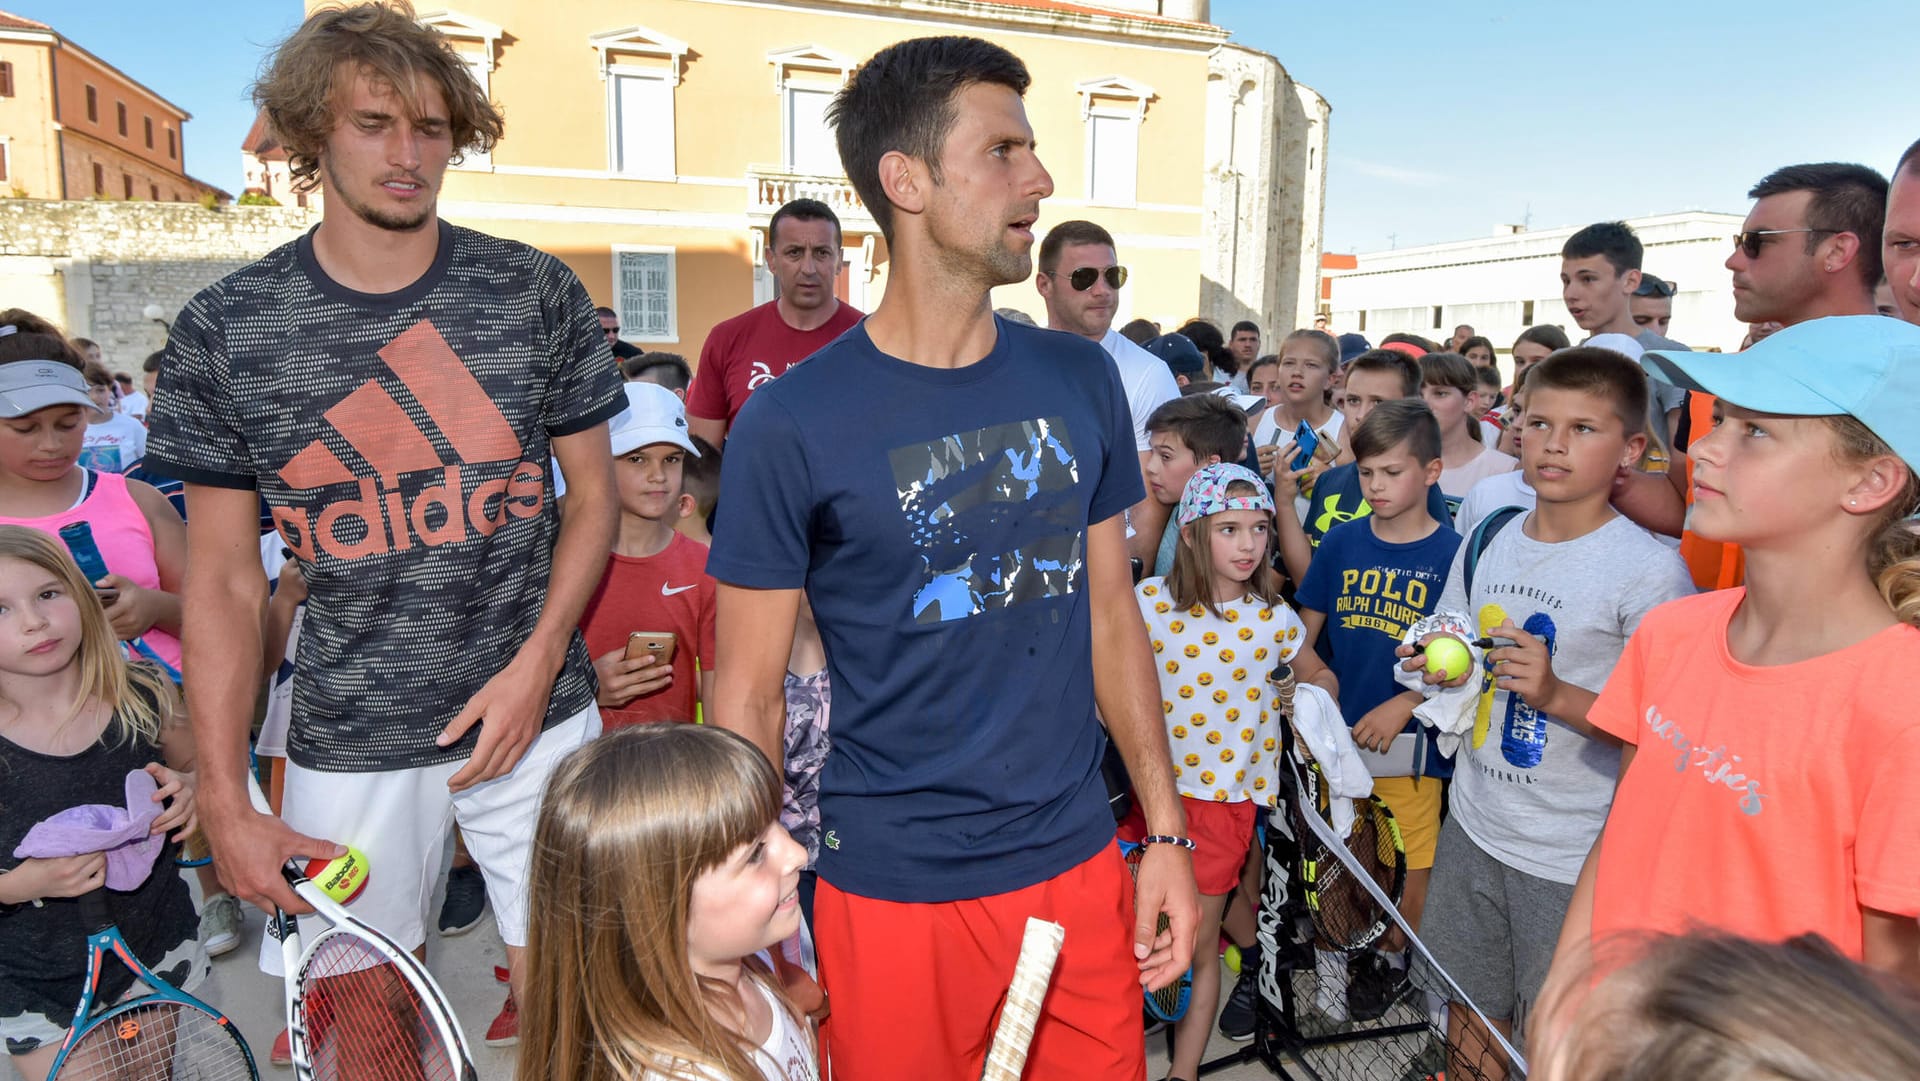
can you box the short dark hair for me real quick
[682,436,722,517]
[1526,346,1649,435]
[1246,354,1278,381]
[1749,162,1890,286]
[1897,138,1920,180]
[142,350,164,374]
[1118,318,1158,345]
[1230,320,1260,338]
[1563,221,1643,275]
[1475,365,1503,392]
[593,306,618,321]
[622,351,691,392]
[830,36,1031,242]
[1144,394,1248,464]
[1514,324,1572,353]
[1038,220,1115,274]
[768,198,843,250]
[1345,349,1421,397]
[1352,399,1442,465]
[1279,328,1338,370]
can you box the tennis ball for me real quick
[305,847,370,905]
[1424,637,1473,682]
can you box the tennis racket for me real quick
[1117,840,1194,1022]
[46,889,257,1080]
[979,917,1065,1081]
[245,776,477,1081]
[1271,664,1408,952]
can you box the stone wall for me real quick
[0,199,319,370]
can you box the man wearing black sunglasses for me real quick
[1726,162,1887,327]
[1630,273,1677,338]
[1036,219,1180,564]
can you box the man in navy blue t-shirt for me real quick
[707,36,1197,1081]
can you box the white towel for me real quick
[1392,611,1487,757]
[1288,682,1371,835]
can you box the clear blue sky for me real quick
[22,1,1914,252]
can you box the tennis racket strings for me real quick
[54,999,256,1081]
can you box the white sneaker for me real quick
[200,892,242,957]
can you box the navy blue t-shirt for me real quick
[707,317,1142,903]
[1296,517,1461,776]
[1299,461,1451,547]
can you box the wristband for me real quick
[1140,834,1196,851]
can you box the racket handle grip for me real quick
[76,887,115,934]
[980,917,1065,1081]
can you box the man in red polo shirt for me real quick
[686,198,863,446]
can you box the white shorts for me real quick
[257,704,600,976]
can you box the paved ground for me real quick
[6,883,1284,1080]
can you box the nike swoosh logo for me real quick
[661,583,697,596]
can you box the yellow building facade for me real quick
[0,9,223,203]
[297,1,1325,361]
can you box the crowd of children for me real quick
[5,9,1920,1081]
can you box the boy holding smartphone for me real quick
[578,383,717,727]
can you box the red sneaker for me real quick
[485,991,518,1047]
[271,1028,292,1066]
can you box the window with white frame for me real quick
[609,69,675,177]
[615,247,676,342]
[785,85,838,176]
[1077,76,1152,209]
[591,26,688,179]
[1086,112,1139,207]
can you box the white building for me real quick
[1324,211,1749,357]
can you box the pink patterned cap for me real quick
[1177,462,1274,526]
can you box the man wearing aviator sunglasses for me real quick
[1035,219,1180,566]
[1631,273,1678,338]
[1725,162,1888,327]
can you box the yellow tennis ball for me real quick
[1425,636,1473,681]
[305,846,370,905]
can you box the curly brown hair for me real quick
[251,1,504,192]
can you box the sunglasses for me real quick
[603,325,621,336]
[1634,277,1678,298]
[1732,228,1838,260]
[1053,265,1128,291]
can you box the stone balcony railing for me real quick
[745,165,874,231]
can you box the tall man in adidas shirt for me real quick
[1035,219,1181,566]
[708,36,1197,1081]
[143,2,624,1042]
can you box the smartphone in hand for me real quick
[1288,420,1320,472]
[625,631,677,667]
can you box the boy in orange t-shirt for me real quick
[1557,317,1920,980]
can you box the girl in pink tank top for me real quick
[0,314,187,678]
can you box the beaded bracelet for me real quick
[1139,834,1197,851]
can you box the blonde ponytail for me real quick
[1827,417,1920,628]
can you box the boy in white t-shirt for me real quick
[1406,347,1692,1079]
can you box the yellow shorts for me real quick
[1370,775,1443,870]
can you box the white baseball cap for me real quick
[608,382,700,457]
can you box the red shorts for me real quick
[812,846,1145,1081]
[1119,797,1256,895]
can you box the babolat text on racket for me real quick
[47,889,257,1080]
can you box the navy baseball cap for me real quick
[1145,332,1205,376]
[1642,316,1920,470]
[1336,333,1371,366]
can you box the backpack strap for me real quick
[1463,505,1525,598]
